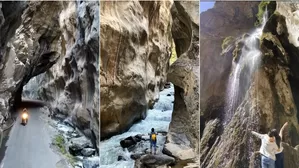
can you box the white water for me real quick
[100,85,174,168]
[224,10,268,124]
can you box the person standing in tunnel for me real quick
[149,128,157,155]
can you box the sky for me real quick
[200,2,215,13]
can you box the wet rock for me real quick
[57,124,74,134]
[164,83,171,89]
[117,156,126,161]
[138,154,175,168]
[74,161,83,168]
[63,118,76,128]
[69,136,93,151]
[82,157,99,168]
[71,133,80,138]
[120,136,138,148]
[81,148,96,157]
[166,1,199,163]
[76,156,84,161]
[134,134,143,142]
[131,153,143,160]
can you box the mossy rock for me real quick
[53,134,76,166]
[255,1,277,27]
[221,36,235,51]
[232,41,244,62]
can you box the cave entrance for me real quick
[11,73,47,114]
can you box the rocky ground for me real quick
[40,106,99,168]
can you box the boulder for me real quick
[130,153,143,160]
[69,136,92,151]
[120,136,138,148]
[117,156,126,161]
[81,148,96,157]
[138,154,175,168]
[82,157,99,168]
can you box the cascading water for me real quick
[100,84,174,168]
[224,9,268,125]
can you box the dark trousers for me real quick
[275,152,284,168]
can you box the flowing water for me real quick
[224,10,268,125]
[100,84,174,168]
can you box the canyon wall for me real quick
[201,2,299,168]
[2,1,99,146]
[164,1,199,163]
[100,0,173,139]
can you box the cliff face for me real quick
[200,2,259,125]
[164,1,199,163]
[100,1,173,139]
[2,1,99,146]
[0,2,27,124]
[22,1,99,144]
[201,2,299,168]
[100,1,199,165]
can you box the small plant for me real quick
[170,41,177,65]
[53,134,76,166]
[222,36,234,51]
[54,134,65,153]
[255,1,270,26]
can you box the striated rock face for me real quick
[164,1,199,163]
[10,2,63,107]
[100,1,173,139]
[0,2,27,124]
[201,2,299,168]
[13,1,99,146]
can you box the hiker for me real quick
[149,128,157,154]
[274,122,288,168]
[251,129,279,168]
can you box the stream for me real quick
[100,84,174,168]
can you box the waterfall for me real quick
[224,9,268,125]
[100,84,174,168]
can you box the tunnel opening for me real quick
[9,71,49,117]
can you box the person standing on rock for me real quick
[149,128,157,155]
[251,129,279,168]
[274,122,288,168]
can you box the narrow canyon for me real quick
[100,1,199,168]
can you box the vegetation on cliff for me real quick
[255,1,276,26]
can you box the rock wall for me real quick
[201,2,299,168]
[100,1,173,139]
[2,1,99,147]
[200,1,260,129]
[22,1,99,146]
[164,1,199,163]
[0,2,27,123]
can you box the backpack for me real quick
[151,133,156,141]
